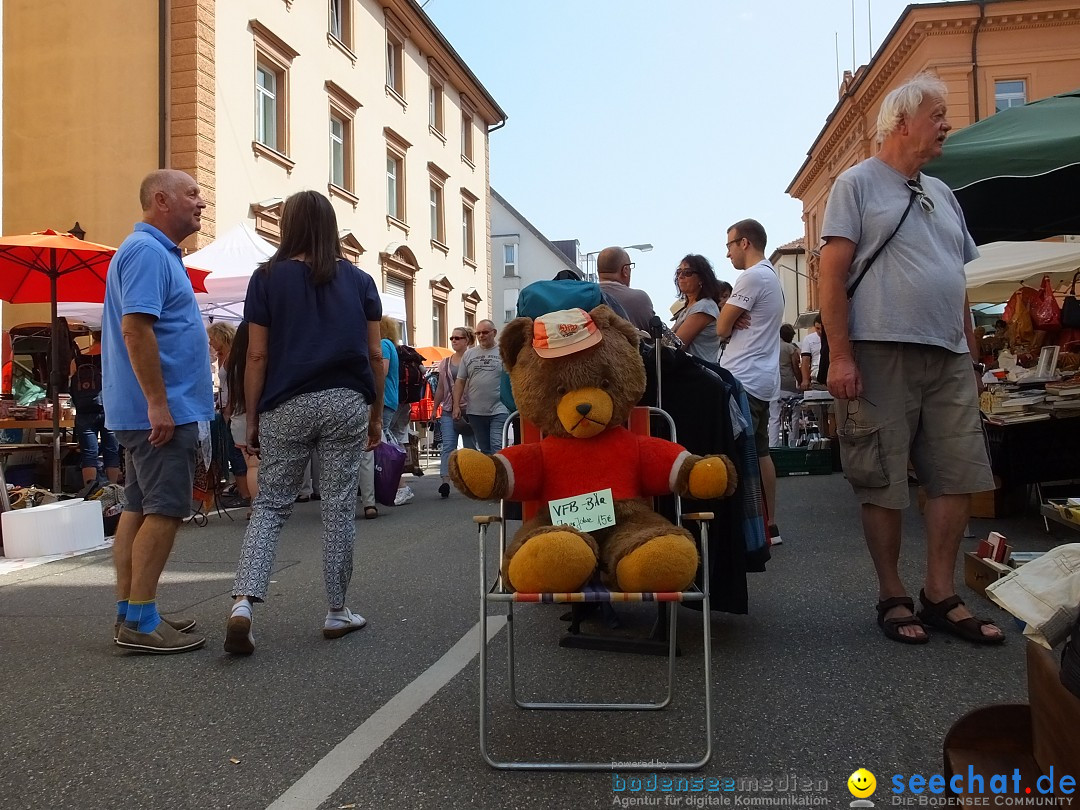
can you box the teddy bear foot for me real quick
[615,535,699,593]
[507,531,597,593]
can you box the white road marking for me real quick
[266,616,507,810]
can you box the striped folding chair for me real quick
[474,406,713,771]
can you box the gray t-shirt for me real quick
[456,344,509,416]
[673,298,722,364]
[599,280,655,331]
[821,156,978,354]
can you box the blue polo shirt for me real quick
[244,259,383,413]
[102,223,215,430]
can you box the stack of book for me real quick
[982,389,1050,425]
[976,530,1013,564]
[1036,379,1080,415]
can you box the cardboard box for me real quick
[0,499,104,558]
[964,551,1012,596]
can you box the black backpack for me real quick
[397,344,426,403]
[70,352,103,412]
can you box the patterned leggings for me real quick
[232,388,369,606]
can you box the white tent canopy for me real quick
[58,222,408,324]
[188,222,275,319]
[966,240,1080,304]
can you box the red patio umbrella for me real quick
[0,229,210,492]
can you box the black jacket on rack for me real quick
[642,345,769,615]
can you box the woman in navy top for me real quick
[226,190,384,655]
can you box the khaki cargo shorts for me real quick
[836,342,993,509]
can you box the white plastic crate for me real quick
[1,499,105,558]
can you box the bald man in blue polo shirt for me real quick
[103,169,215,654]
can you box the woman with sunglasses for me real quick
[671,254,725,363]
[433,325,477,498]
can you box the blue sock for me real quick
[124,600,161,634]
[116,600,129,624]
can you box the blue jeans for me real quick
[75,411,121,474]
[439,411,476,477]
[466,412,509,455]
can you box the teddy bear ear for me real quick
[590,304,640,350]
[499,316,534,370]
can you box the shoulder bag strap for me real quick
[846,186,918,300]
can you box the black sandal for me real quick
[876,596,930,645]
[917,590,1005,645]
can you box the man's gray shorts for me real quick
[836,342,993,510]
[746,394,771,457]
[116,422,199,518]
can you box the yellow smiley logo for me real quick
[848,768,876,798]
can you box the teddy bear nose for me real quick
[576,403,592,417]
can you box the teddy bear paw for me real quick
[687,454,738,500]
[506,531,597,593]
[615,535,699,593]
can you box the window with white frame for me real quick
[995,80,1027,113]
[429,80,444,134]
[326,81,360,199]
[328,0,351,49]
[462,203,475,262]
[385,11,407,100]
[504,309,514,323]
[255,63,280,151]
[250,22,298,167]
[430,183,444,243]
[460,109,474,162]
[387,153,404,220]
[433,301,446,346]
[503,243,517,277]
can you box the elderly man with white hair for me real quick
[818,72,1004,647]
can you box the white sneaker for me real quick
[323,607,367,639]
[394,485,415,506]
[769,524,784,546]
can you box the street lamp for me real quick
[581,243,653,282]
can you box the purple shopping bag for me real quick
[373,440,407,506]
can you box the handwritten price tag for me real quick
[548,488,616,533]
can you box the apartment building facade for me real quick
[786,0,1080,313]
[2,0,505,343]
[489,189,580,330]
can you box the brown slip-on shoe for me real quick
[114,614,196,642]
[223,614,255,656]
[116,621,206,654]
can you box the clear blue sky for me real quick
[424,0,916,314]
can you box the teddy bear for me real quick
[449,305,738,594]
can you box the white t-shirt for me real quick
[800,330,821,380]
[718,260,784,401]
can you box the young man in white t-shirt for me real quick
[716,218,785,545]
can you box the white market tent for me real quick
[965,240,1080,304]
[58,222,408,324]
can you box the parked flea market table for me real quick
[0,417,77,510]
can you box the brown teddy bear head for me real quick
[499,305,645,439]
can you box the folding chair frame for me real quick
[475,407,714,771]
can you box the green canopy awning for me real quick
[923,89,1080,244]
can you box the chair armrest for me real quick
[682,512,714,522]
[473,515,502,525]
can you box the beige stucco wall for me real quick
[214,0,497,345]
[2,0,160,328]
[789,0,1080,311]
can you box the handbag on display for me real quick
[373,440,407,506]
[1062,271,1080,329]
[1031,274,1062,331]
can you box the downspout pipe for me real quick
[971,1,986,123]
[159,0,168,167]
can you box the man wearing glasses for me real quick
[452,320,509,454]
[716,219,785,545]
[595,246,655,331]
[818,73,1002,646]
